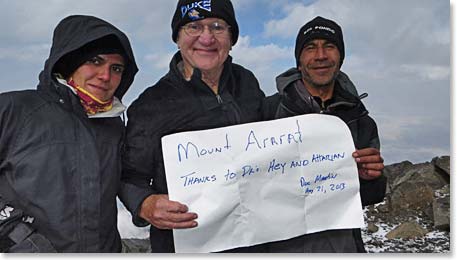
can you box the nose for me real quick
[198,25,216,45]
[97,65,111,82]
[315,46,328,60]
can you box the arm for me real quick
[118,91,198,229]
[352,118,387,206]
[0,94,55,252]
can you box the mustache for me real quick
[308,62,335,69]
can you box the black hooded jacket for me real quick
[121,51,265,252]
[262,68,386,253]
[264,68,386,207]
[0,15,138,252]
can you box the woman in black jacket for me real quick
[0,15,138,252]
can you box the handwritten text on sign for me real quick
[162,114,364,253]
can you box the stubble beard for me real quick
[300,67,340,90]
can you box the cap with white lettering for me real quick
[171,0,239,45]
[294,16,345,68]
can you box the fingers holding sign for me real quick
[139,194,198,230]
[352,148,385,180]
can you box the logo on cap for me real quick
[181,0,212,18]
[188,9,202,20]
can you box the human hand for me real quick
[139,194,198,230]
[352,148,384,180]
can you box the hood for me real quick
[275,68,303,95]
[275,68,359,97]
[38,15,138,101]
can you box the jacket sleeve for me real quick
[119,95,160,227]
[118,182,153,227]
[0,94,15,163]
[0,95,22,250]
[358,117,387,206]
[0,96,56,252]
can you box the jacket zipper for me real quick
[320,99,325,114]
[216,94,223,104]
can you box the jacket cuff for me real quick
[359,175,387,207]
[119,182,155,227]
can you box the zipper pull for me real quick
[216,94,223,104]
[359,93,368,100]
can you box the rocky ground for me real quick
[362,202,450,253]
[361,156,451,253]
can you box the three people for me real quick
[0,15,138,252]
[263,16,386,252]
[1,2,386,254]
[121,0,266,253]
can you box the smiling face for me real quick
[68,54,125,102]
[298,39,341,90]
[177,18,232,75]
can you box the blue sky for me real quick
[0,0,452,238]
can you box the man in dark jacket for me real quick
[263,16,386,252]
[121,0,266,253]
[0,15,138,252]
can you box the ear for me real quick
[176,36,181,50]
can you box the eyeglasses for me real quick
[182,22,231,37]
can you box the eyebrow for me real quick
[305,40,335,46]
[95,55,126,67]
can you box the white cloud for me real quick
[0,44,49,62]
[231,36,294,94]
[399,64,450,81]
[262,0,449,68]
[377,116,426,143]
[375,114,450,164]
[263,0,353,39]
[232,36,292,66]
[263,3,310,39]
[145,52,175,70]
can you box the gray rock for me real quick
[121,239,151,253]
[367,222,379,233]
[432,156,450,176]
[386,221,428,240]
[433,185,450,230]
[388,162,449,215]
[382,161,414,194]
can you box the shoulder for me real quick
[229,62,265,100]
[231,63,258,82]
[264,93,281,107]
[0,90,45,115]
[126,73,189,129]
[0,90,45,143]
[262,93,281,120]
[128,75,175,112]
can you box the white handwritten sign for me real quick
[162,114,364,253]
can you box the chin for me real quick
[196,62,220,71]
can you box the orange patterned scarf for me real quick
[67,79,113,115]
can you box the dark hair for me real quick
[53,35,127,78]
